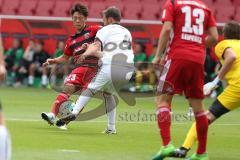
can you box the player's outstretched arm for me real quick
[218,48,236,79]
[80,40,103,62]
[204,48,236,95]
[153,21,173,64]
[43,55,70,67]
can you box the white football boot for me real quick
[41,112,55,125]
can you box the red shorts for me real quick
[157,59,204,99]
[64,66,98,88]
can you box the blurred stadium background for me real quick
[0,0,239,90]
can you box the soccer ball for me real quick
[57,100,74,119]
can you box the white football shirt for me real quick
[96,24,134,65]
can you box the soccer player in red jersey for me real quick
[152,0,218,160]
[41,4,101,129]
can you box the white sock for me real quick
[72,89,94,115]
[0,125,11,160]
[41,75,48,86]
[28,76,34,85]
[104,94,116,131]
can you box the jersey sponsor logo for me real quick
[181,33,202,43]
[177,0,207,9]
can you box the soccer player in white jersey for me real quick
[56,6,134,134]
[0,25,11,160]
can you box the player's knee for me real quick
[206,111,216,124]
[103,92,112,97]
[156,95,172,108]
[208,99,230,120]
[63,85,78,95]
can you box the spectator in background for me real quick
[134,42,147,70]
[50,40,69,86]
[28,40,50,87]
[131,42,147,92]
[132,43,158,92]
[14,39,35,87]
[5,38,24,85]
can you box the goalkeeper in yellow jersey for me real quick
[171,21,240,159]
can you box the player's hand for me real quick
[203,76,220,95]
[76,54,86,64]
[152,56,161,69]
[43,58,56,67]
[0,64,6,81]
[203,82,216,95]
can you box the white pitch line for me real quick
[59,149,80,153]
[5,118,240,126]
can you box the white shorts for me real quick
[0,126,11,160]
[88,64,134,94]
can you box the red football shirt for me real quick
[162,0,216,64]
[64,25,102,67]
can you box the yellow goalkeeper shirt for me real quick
[215,39,240,88]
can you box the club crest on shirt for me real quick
[84,32,90,39]
[74,47,81,54]
[72,40,76,44]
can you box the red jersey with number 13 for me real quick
[162,0,216,64]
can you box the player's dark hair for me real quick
[14,38,23,48]
[135,42,146,53]
[102,6,121,22]
[223,21,240,40]
[70,3,88,17]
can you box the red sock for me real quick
[195,111,208,154]
[51,92,70,116]
[157,107,171,146]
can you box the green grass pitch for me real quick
[0,87,240,160]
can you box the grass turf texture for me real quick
[0,87,240,160]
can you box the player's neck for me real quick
[76,24,86,34]
[111,22,120,25]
